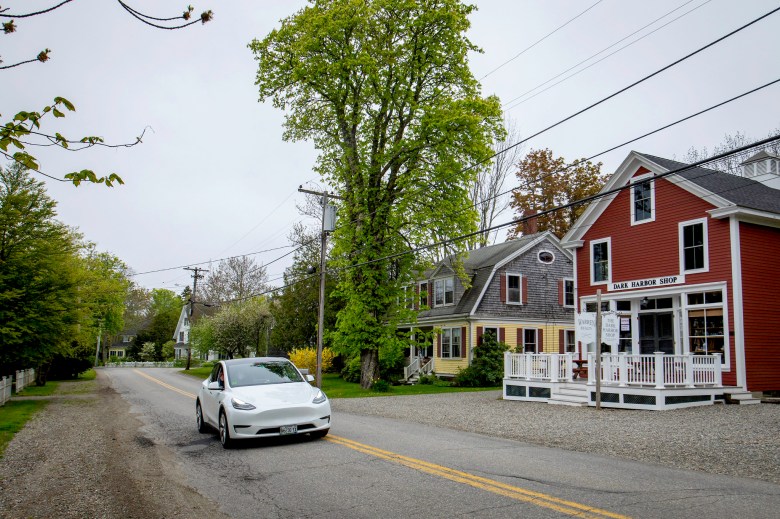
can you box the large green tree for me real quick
[250,0,502,387]
[0,163,131,378]
[191,298,272,359]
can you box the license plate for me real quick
[280,425,297,435]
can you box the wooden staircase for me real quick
[548,382,589,407]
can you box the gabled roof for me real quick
[418,231,570,320]
[562,151,780,244]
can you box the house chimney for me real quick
[741,150,780,190]
[522,209,538,235]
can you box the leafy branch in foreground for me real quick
[0,97,150,186]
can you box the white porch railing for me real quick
[403,358,434,381]
[504,353,574,382]
[590,352,722,388]
[504,352,722,389]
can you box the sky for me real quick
[3,0,779,294]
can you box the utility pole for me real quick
[298,186,341,388]
[93,318,103,368]
[184,266,208,370]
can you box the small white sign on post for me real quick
[576,312,596,346]
[601,312,620,348]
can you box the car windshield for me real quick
[227,361,304,388]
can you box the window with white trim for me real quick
[630,176,654,224]
[441,328,462,358]
[564,330,576,353]
[680,219,708,273]
[563,279,574,307]
[506,273,522,304]
[482,326,498,344]
[686,290,727,365]
[590,238,610,284]
[523,328,537,353]
[434,277,454,306]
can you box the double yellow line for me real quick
[327,435,629,519]
[133,370,628,518]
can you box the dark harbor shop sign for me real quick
[609,275,685,292]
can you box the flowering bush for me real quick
[289,347,335,374]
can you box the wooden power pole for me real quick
[184,266,208,370]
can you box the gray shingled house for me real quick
[399,230,575,381]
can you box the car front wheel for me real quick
[218,410,233,449]
[196,400,208,433]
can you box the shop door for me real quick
[639,313,674,354]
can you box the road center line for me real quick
[131,371,628,518]
[133,369,197,399]
[327,435,629,519]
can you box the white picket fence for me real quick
[0,368,36,407]
[104,362,175,368]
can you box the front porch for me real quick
[502,352,748,410]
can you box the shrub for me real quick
[289,347,335,375]
[417,374,436,385]
[452,335,508,387]
[371,379,391,392]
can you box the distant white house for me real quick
[172,304,223,362]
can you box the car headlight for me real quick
[231,397,256,410]
[312,389,327,404]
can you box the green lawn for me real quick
[0,369,97,458]
[178,369,499,398]
[0,400,48,458]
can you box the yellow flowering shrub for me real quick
[289,347,335,374]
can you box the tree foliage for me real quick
[129,288,182,360]
[250,0,503,388]
[0,2,212,184]
[508,148,605,239]
[269,223,341,353]
[201,256,268,304]
[191,298,271,359]
[681,127,780,175]
[0,163,130,377]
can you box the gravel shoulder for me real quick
[0,372,228,519]
[2,376,778,519]
[333,391,780,485]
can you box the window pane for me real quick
[616,300,631,311]
[593,242,609,282]
[704,291,722,304]
[687,292,704,305]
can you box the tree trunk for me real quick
[359,348,380,389]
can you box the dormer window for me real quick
[630,174,654,224]
[434,277,454,307]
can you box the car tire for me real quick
[310,429,329,439]
[196,400,208,433]
[219,410,233,449]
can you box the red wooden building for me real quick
[561,150,780,395]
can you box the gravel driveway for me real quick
[1,373,778,518]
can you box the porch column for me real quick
[524,353,532,381]
[565,352,573,382]
[587,352,595,385]
[504,351,511,379]
[654,351,665,389]
[713,353,723,387]
[550,354,559,383]
[685,353,695,388]
[618,353,628,387]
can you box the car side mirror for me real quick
[306,374,314,383]
[207,381,222,391]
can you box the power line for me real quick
[501,0,710,110]
[222,136,780,304]
[479,0,604,80]
[129,244,297,277]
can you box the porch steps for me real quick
[724,390,761,405]
[548,383,589,407]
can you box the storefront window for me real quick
[687,291,725,363]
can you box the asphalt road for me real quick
[103,368,780,519]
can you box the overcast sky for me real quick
[3,0,779,294]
